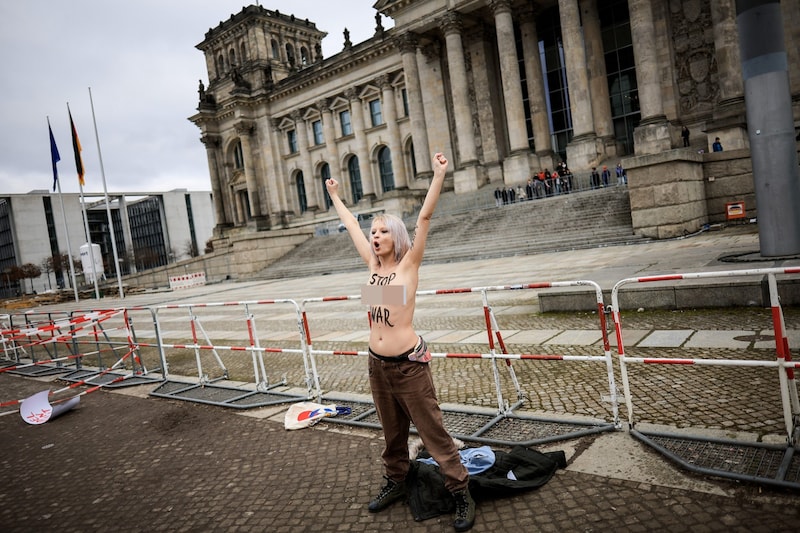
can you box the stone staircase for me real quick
[256,185,646,280]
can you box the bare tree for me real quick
[184,239,199,259]
[19,263,42,294]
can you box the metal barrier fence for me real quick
[3,268,800,489]
[143,298,315,408]
[300,280,619,445]
[610,266,800,488]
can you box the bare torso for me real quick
[367,261,419,356]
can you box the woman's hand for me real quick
[432,152,448,175]
[325,178,339,197]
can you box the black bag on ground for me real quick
[406,445,567,521]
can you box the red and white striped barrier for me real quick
[169,272,207,290]
[610,267,800,444]
[301,280,619,425]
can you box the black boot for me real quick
[367,476,407,513]
[452,488,476,532]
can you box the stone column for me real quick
[234,189,246,225]
[378,75,408,189]
[558,0,594,138]
[440,11,478,165]
[581,0,614,143]
[291,110,318,210]
[398,33,432,178]
[558,0,601,169]
[269,118,291,225]
[520,8,553,165]
[317,98,341,182]
[490,0,528,154]
[708,0,748,151]
[201,134,228,228]
[345,88,376,199]
[234,120,265,221]
[629,0,671,154]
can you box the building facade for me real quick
[0,190,214,296]
[190,0,799,241]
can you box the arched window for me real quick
[378,146,394,192]
[271,39,280,59]
[409,140,417,177]
[233,141,244,169]
[348,156,363,205]
[229,48,237,67]
[300,46,309,65]
[296,172,307,213]
[216,54,225,76]
[285,43,295,67]
[240,42,248,62]
[320,163,332,210]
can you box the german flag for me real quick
[68,108,85,186]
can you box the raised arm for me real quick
[406,153,448,266]
[325,178,373,265]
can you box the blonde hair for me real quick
[371,214,411,263]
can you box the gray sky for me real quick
[0,1,391,195]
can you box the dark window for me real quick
[340,110,352,136]
[348,156,363,204]
[287,130,297,154]
[378,146,394,192]
[320,164,332,210]
[296,172,307,213]
[600,1,639,155]
[369,99,383,127]
[312,120,324,145]
[234,141,244,169]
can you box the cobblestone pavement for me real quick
[2,225,800,531]
[1,374,799,533]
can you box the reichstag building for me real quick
[189,0,799,248]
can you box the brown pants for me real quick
[368,355,469,492]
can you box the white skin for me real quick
[326,152,448,355]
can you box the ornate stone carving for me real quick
[671,0,719,115]
[234,121,256,136]
[200,134,221,148]
[375,74,391,90]
[439,11,463,36]
[396,32,419,54]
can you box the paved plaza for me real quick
[2,225,799,531]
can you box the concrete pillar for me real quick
[234,120,264,220]
[378,75,408,189]
[398,33,432,178]
[269,118,291,226]
[519,8,553,164]
[559,0,601,168]
[345,88,376,199]
[201,134,228,228]
[629,0,671,154]
[737,0,800,256]
[558,0,594,138]
[318,98,341,184]
[440,11,478,165]
[580,0,614,142]
[291,110,318,210]
[490,0,529,154]
[708,0,749,151]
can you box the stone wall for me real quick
[703,148,756,223]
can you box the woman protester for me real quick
[325,152,476,532]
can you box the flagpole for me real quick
[56,178,80,302]
[78,180,101,300]
[88,87,124,299]
[68,103,100,300]
[48,117,79,303]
